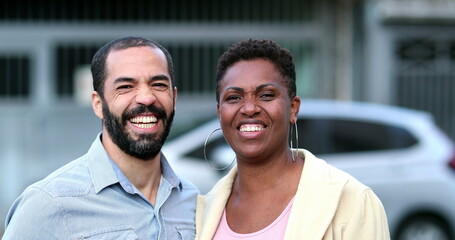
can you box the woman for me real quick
[196,39,390,239]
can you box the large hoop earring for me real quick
[203,128,236,170]
[289,122,299,162]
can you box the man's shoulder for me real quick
[31,155,93,198]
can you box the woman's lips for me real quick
[239,124,265,133]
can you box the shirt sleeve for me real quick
[3,186,69,240]
[343,189,391,240]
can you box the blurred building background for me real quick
[1,0,455,235]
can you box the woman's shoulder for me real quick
[299,149,372,194]
[299,148,384,208]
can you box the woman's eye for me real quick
[226,95,241,102]
[260,92,275,99]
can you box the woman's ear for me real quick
[92,91,104,120]
[217,103,220,117]
[290,96,301,124]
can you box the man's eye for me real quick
[152,82,169,90]
[117,85,132,90]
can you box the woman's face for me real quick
[217,59,300,162]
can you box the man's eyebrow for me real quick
[113,75,170,85]
[113,77,135,85]
[151,74,170,81]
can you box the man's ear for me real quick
[173,87,178,110]
[92,91,103,120]
[290,96,301,124]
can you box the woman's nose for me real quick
[240,99,261,117]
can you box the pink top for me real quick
[213,197,295,240]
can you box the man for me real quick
[3,36,198,239]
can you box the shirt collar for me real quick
[160,154,182,191]
[108,157,137,195]
[87,133,183,193]
[86,133,120,193]
[109,152,183,195]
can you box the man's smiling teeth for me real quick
[239,124,264,133]
[130,116,157,129]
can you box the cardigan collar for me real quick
[284,149,348,239]
[196,149,349,240]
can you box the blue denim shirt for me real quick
[3,134,198,240]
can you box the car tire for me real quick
[395,215,452,240]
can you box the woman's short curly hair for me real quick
[216,39,296,103]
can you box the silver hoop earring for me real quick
[204,128,236,170]
[289,122,299,162]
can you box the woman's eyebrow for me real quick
[224,86,244,92]
[223,84,280,92]
[256,83,279,91]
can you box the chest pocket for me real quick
[176,227,196,240]
[77,226,138,240]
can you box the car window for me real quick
[183,117,419,162]
[296,117,418,154]
[185,132,231,164]
[168,114,216,141]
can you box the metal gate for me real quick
[394,32,455,140]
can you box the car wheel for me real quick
[395,216,451,240]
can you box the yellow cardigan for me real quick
[196,149,390,240]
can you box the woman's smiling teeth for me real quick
[239,124,265,133]
[129,116,157,129]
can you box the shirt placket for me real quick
[155,176,173,240]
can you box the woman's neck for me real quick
[233,150,304,194]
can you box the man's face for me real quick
[93,46,176,160]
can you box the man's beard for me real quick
[102,100,174,160]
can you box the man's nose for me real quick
[135,87,156,106]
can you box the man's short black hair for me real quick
[91,36,175,99]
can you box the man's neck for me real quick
[101,132,162,205]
